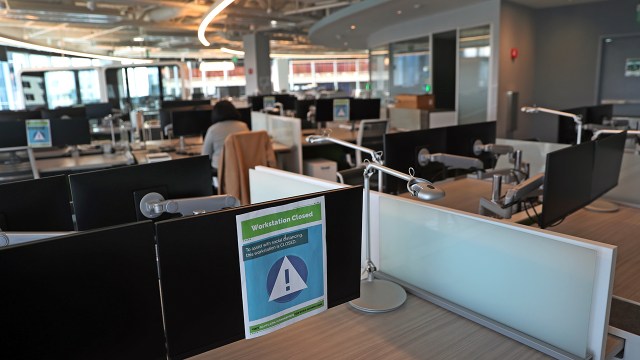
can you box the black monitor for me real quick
[0,119,27,148]
[171,109,212,138]
[540,141,595,228]
[41,106,87,120]
[350,99,381,120]
[69,156,213,231]
[161,99,210,109]
[314,98,339,122]
[590,131,626,199]
[384,128,448,193]
[155,186,362,358]
[274,94,296,110]
[248,95,263,111]
[85,102,113,119]
[50,118,91,146]
[558,107,588,144]
[236,106,252,129]
[586,104,613,125]
[445,121,497,169]
[295,99,315,121]
[0,110,42,122]
[0,221,167,359]
[0,175,74,231]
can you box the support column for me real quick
[243,33,272,95]
[272,58,289,93]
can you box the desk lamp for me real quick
[307,134,445,312]
[521,106,583,144]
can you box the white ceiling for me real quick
[0,0,608,61]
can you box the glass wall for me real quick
[369,47,389,103]
[390,36,430,96]
[458,25,491,124]
[288,58,369,95]
[44,70,77,108]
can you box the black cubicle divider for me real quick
[0,221,167,359]
[69,156,213,231]
[155,186,363,359]
[0,175,74,231]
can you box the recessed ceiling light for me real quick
[414,4,421,9]
[350,25,356,30]
[397,10,402,15]
[604,38,613,43]
[133,37,144,42]
[270,20,278,26]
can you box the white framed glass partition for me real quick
[458,25,491,124]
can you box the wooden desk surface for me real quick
[193,294,550,360]
[37,152,132,173]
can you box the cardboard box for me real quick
[395,94,435,110]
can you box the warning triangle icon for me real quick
[33,131,45,141]
[337,108,346,117]
[268,256,308,302]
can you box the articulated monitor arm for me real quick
[139,192,240,219]
[473,140,514,156]
[478,173,544,219]
[417,148,484,170]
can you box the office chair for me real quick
[218,130,277,205]
[355,119,389,166]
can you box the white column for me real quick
[243,33,272,95]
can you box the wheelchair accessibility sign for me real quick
[25,119,52,148]
[236,197,327,338]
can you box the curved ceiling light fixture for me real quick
[198,0,235,47]
[220,47,245,56]
[0,36,153,64]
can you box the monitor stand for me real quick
[585,199,619,213]
[175,136,188,155]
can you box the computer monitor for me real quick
[248,95,264,111]
[0,110,42,122]
[274,94,296,110]
[445,121,497,169]
[350,99,381,120]
[41,106,87,120]
[85,102,113,119]
[236,106,252,129]
[171,109,212,138]
[539,141,595,228]
[161,99,210,109]
[586,104,613,125]
[295,99,315,121]
[590,131,626,199]
[69,156,213,231]
[0,175,74,231]
[383,127,448,193]
[314,98,339,122]
[0,221,167,359]
[558,107,588,144]
[155,186,362,358]
[50,118,91,146]
[0,119,28,148]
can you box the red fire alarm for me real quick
[248,68,254,75]
[510,48,519,61]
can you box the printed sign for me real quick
[236,197,327,338]
[263,96,276,110]
[625,58,640,77]
[333,98,350,121]
[25,119,52,148]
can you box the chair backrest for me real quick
[218,130,277,205]
[356,119,388,166]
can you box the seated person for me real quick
[201,100,249,172]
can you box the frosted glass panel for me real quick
[250,167,345,204]
[495,138,569,175]
[379,196,597,358]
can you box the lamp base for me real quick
[349,278,407,313]
[585,199,619,213]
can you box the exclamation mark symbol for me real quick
[285,269,290,292]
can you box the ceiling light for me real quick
[397,10,402,15]
[414,4,421,9]
[350,25,356,30]
[133,37,144,42]
[198,0,235,47]
[220,47,245,56]
[270,20,278,26]
[199,61,235,72]
[0,35,152,64]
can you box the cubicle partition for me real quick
[251,112,303,174]
[248,166,617,360]
[155,186,362,358]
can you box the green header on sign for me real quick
[241,203,321,240]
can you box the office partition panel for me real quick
[376,195,615,360]
[156,186,362,359]
[250,166,346,204]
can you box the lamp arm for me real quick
[306,135,383,164]
[522,106,583,144]
[591,129,640,141]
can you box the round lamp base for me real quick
[349,278,407,313]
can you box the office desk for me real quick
[195,294,551,360]
[132,142,291,164]
[301,126,358,146]
[37,152,133,174]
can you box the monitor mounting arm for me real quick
[479,173,544,219]
[139,192,240,219]
[417,148,484,170]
